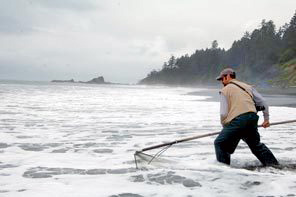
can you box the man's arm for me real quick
[220,91,228,125]
[252,87,270,128]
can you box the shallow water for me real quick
[0,81,296,197]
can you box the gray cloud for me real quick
[0,0,101,34]
[32,0,99,11]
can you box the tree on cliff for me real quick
[140,11,296,86]
[280,11,296,63]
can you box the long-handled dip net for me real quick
[134,119,296,169]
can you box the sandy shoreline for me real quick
[188,86,296,108]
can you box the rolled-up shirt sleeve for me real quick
[220,91,228,124]
[251,87,269,121]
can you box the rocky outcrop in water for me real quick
[51,76,114,84]
[86,76,110,84]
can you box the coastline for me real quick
[2,79,296,108]
[188,86,296,108]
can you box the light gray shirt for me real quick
[220,87,269,123]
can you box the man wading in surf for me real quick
[214,68,279,166]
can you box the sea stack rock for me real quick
[87,76,105,84]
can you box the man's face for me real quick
[221,74,230,86]
[221,75,227,86]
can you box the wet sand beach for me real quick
[188,86,296,108]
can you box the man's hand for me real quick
[262,120,270,128]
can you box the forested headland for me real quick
[140,11,296,87]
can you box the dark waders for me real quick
[214,112,279,166]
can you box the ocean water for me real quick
[0,81,296,197]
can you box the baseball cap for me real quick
[216,68,235,80]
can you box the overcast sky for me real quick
[0,0,295,83]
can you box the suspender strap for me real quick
[228,82,254,101]
[228,82,265,112]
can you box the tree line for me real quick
[140,11,296,86]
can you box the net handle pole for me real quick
[139,119,296,152]
[263,119,296,127]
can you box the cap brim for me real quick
[216,76,222,81]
